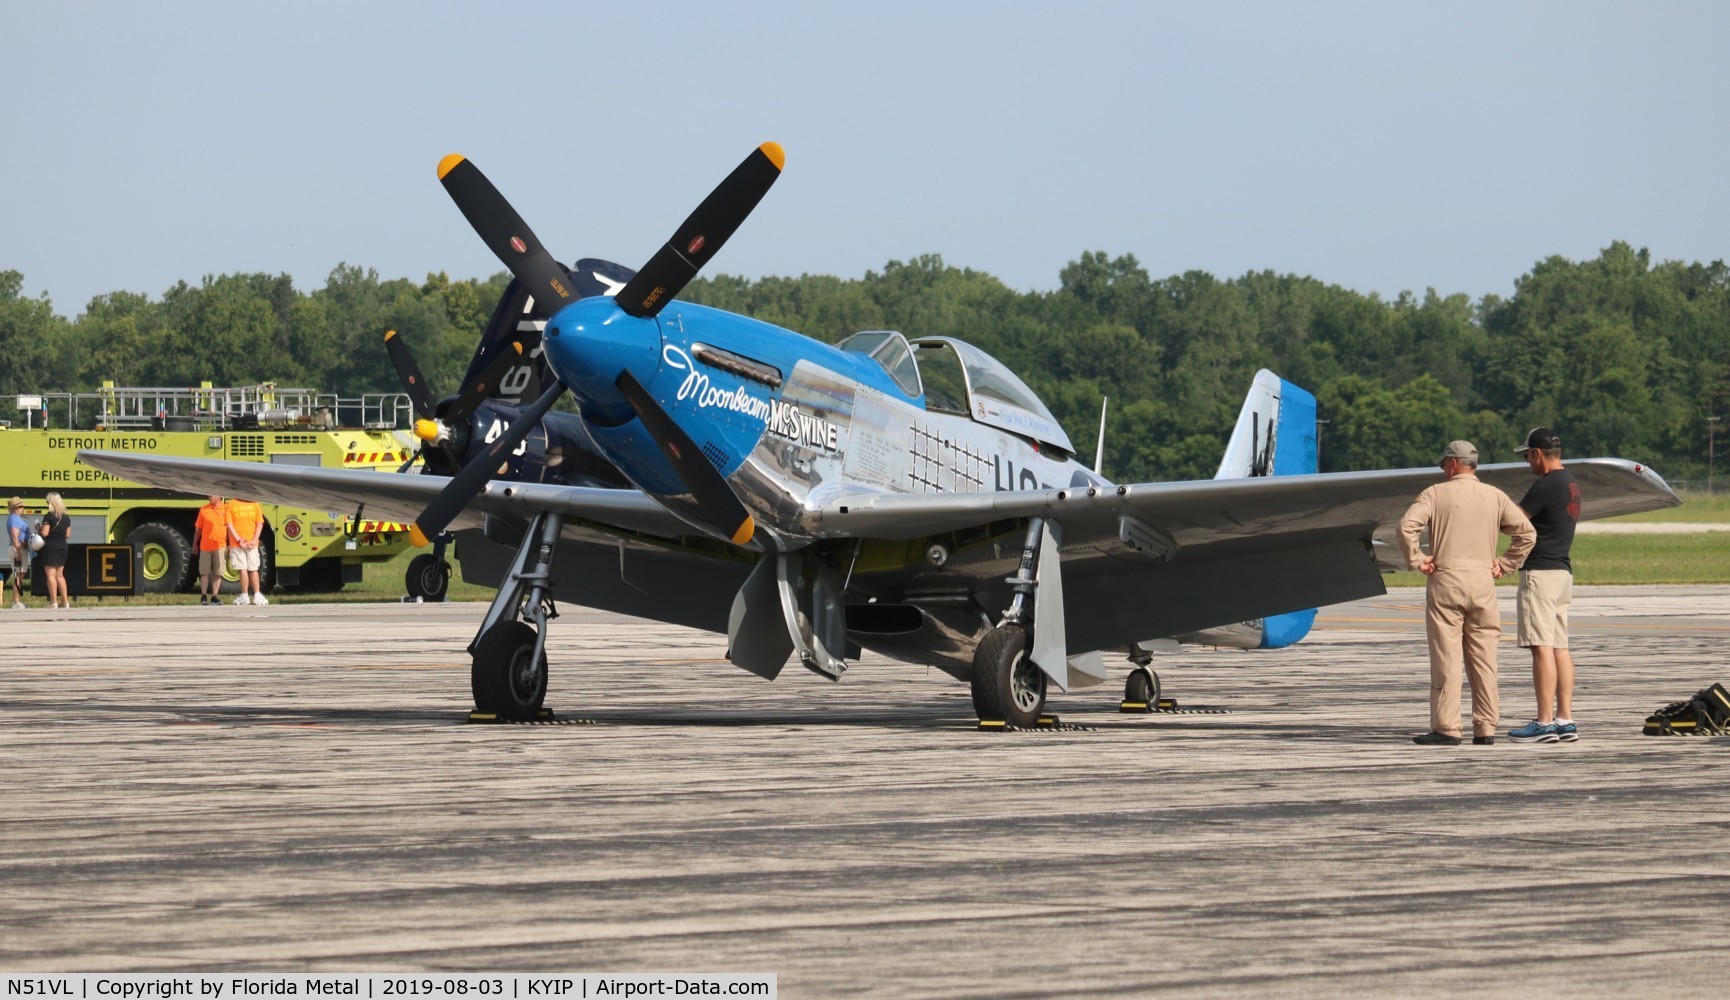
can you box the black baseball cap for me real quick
[1516,427,1561,454]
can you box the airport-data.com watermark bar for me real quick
[3,977,774,1000]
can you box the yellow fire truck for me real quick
[2,383,420,594]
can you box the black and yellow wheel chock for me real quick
[467,708,596,726]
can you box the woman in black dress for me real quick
[39,491,71,609]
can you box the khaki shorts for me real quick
[1517,569,1572,648]
[199,548,227,576]
[229,546,262,572]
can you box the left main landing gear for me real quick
[469,511,564,720]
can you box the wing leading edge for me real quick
[77,450,693,540]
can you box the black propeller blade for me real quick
[438,154,579,313]
[447,340,524,426]
[384,329,436,421]
[615,142,784,319]
[410,381,566,547]
[615,368,755,545]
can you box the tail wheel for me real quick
[472,621,547,720]
[126,522,194,593]
[406,553,451,601]
[970,625,1046,727]
[1126,666,1160,706]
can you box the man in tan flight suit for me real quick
[1399,441,1535,746]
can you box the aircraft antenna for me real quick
[1093,396,1109,475]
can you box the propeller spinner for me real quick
[407,144,785,548]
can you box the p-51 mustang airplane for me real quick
[82,142,1680,726]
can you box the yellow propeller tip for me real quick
[758,142,785,171]
[384,329,397,341]
[409,524,431,548]
[414,419,440,443]
[437,154,466,180]
[730,515,756,547]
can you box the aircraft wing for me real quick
[805,458,1677,545]
[806,458,1679,652]
[77,451,692,539]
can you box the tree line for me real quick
[2,240,1726,484]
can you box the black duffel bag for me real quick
[1643,683,1730,736]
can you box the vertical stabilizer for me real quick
[1212,369,1320,647]
[1215,369,1318,479]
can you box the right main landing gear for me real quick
[469,512,563,720]
[971,517,1056,728]
[471,620,547,717]
[970,624,1046,728]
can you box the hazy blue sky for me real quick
[5,1,1727,317]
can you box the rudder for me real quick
[1215,369,1318,480]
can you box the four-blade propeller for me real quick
[407,144,784,547]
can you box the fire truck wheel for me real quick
[127,522,194,593]
[406,553,451,602]
[472,621,547,720]
[250,536,276,594]
[293,559,345,592]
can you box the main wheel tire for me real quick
[1125,666,1160,707]
[406,553,450,602]
[127,522,194,594]
[970,624,1046,727]
[472,621,548,720]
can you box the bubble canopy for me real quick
[837,331,1073,454]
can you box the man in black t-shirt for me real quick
[1509,427,1582,744]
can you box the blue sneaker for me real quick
[1555,721,1578,742]
[1509,719,1560,744]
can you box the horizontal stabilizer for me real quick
[1175,608,1317,650]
